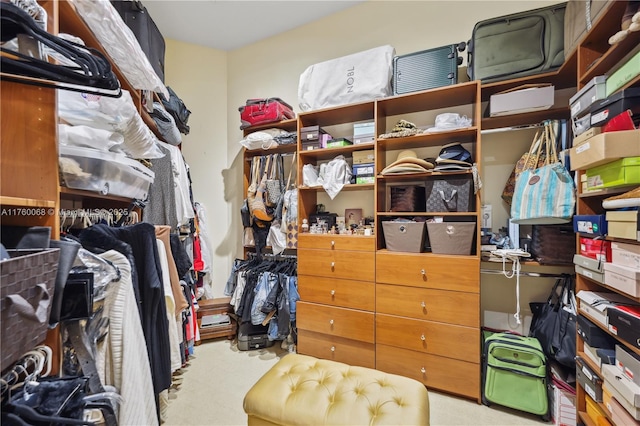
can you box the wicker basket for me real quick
[1,248,60,372]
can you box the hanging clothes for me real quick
[156,239,183,373]
[144,144,179,228]
[155,225,189,314]
[158,141,194,227]
[79,223,172,413]
[95,250,158,426]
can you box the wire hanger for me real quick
[0,1,121,97]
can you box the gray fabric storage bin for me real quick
[382,221,425,253]
[427,222,476,255]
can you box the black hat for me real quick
[436,143,472,165]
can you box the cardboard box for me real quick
[382,221,425,253]
[353,122,375,144]
[426,222,475,255]
[574,215,608,237]
[591,87,640,127]
[576,290,636,328]
[352,163,374,185]
[551,383,576,426]
[616,345,640,386]
[573,126,602,147]
[575,263,605,284]
[605,389,640,425]
[579,237,611,262]
[612,241,640,270]
[606,49,640,97]
[571,76,606,118]
[586,394,608,425]
[356,176,375,184]
[577,313,616,349]
[604,262,640,297]
[606,210,639,240]
[608,305,640,351]
[326,138,352,148]
[602,364,640,418]
[569,130,640,171]
[577,356,603,402]
[490,85,554,116]
[586,157,640,189]
[353,149,374,165]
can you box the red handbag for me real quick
[239,98,295,130]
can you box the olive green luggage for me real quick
[482,332,549,419]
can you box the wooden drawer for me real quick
[376,284,479,328]
[376,251,479,293]
[298,234,375,251]
[376,343,479,400]
[298,248,375,281]
[298,275,374,311]
[297,329,375,368]
[376,314,479,363]
[297,301,374,343]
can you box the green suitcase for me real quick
[482,332,549,418]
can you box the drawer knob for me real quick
[420,301,426,309]
[420,334,426,341]
[420,269,426,276]
[331,346,335,352]
[331,262,335,268]
[421,367,426,374]
[331,240,335,247]
[329,319,334,325]
[330,290,336,296]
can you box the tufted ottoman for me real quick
[243,353,430,425]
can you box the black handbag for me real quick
[161,86,192,135]
[529,274,576,370]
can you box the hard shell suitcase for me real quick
[110,0,165,82]
[482,332,549,418]
[239,98,295,130]
[467,2,567,83]
[392,43,465,95]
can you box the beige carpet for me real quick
[164,338,548,426]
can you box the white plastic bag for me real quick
[298,45,395,111]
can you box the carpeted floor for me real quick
[164,338,548,426]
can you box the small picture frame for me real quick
[345,208,363,227]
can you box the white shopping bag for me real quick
[298,45,395,111]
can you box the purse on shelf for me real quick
[501,129,547,207]
[510,121,575,224]
[265,154,284,208]
[425,176,473,212]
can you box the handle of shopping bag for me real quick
[438,189,457,203]
[7,283,51,324]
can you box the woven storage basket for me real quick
[1,248,59,372]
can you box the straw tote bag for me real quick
[510,122,575,224]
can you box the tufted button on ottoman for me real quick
[243,353,430,425]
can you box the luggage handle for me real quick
[245,97,293,110]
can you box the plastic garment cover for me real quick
[58,90,164,159]
[321,155,352,200]
[71,248,120,302]
[70,0,168,99]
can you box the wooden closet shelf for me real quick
[0,196,56,208]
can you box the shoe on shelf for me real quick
[602,186,640,209]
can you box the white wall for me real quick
[168,1,574,324]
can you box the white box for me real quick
[604,262,640,297]
[616,344,640,386]
[490,85,554,117]
[576,290,637,327]
[612,241,640,270]
[551,384,576,426]
[602,364,640,419]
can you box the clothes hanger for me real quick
[0,2,121,98]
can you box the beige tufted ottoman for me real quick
[243,353,430,425]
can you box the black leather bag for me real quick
[161,86,192,135]
[110,0,166,82]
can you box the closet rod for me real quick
[247,252,297,260]
[481,269,574,279]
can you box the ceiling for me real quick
[143,1,365,51]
